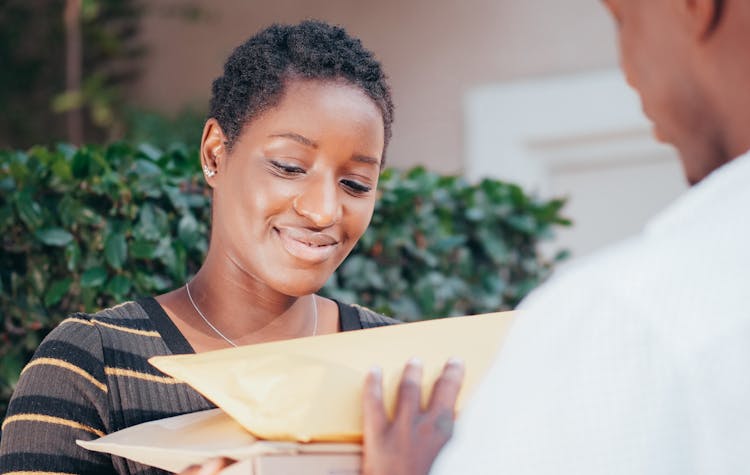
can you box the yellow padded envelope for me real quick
[150,312,513,443]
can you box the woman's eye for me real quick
[270,160,305,176]
[341,179,372,194]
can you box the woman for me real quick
[0,20,398,475]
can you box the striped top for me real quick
[0,298,398,475]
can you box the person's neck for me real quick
[186,252,315,345]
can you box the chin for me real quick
[270,271,331,297]
[651,123,670,144]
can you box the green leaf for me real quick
[177,213,200,248]
[135,203,168,240]
[137,144,163,162]
[81,267,108,288]
[34,228,74,247]
[106,274,132,298]
[15,192,43,229]
[44,278,71,307]
[465,207,485,221]
[104,232,128,269]
[50,155,73,181]
[130,239,157,259]
[71,150,90,178]
[65,241,82,272]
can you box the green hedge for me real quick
[0,142,570,418]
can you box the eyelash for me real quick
[342,180,371,194]
[271,160,305,176]
[269,160,372,194]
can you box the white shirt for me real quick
[432,151,750,475]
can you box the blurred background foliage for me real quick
[0,0,206,149]
[0,144,569,418]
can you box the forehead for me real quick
[271,79,384,131]
[237,78,385,153]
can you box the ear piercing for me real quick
[203,166,217,178]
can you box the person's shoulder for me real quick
[346,302,402,329]
[42,300,154,347]
[85,299,160,334]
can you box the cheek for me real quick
[343,198,376,242]
[219,172,291,236]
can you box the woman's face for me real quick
[203,79,385,297]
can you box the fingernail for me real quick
[369,366,383,397]
[446,357,465,381]
[408,356,423,367]
[447,357,464,367]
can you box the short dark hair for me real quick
[209,20,394,159]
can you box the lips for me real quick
[274,227,340,263]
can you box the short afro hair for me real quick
[209,20,394,158]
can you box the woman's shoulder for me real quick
[340,302,401,329]
[66,300,156,332]
[41,300,156,350]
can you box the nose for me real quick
[292,176,343,228]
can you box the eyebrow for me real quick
[269,132,318,148]
[270,132,381,167]
[352,154,381,167]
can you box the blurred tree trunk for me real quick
[63,0,83,145]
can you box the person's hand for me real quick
[362,357,465,475]
[177,457,233,475]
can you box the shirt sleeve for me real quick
[0,316,116,474]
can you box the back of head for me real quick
[209,20,394,156]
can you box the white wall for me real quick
[465,70,687,257]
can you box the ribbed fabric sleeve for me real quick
[349,303,401,329]
[0,303,214,475]
[1,314,113,475]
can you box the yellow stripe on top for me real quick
[58,317,94,327]
[21,358,107,393]
[104,367,182,384]
[1,414,105,438]
[59,316,161,337]
[93,319,161,337]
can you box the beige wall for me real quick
[132,0,619,173]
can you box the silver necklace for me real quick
[184,282,318,348]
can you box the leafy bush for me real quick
[0,143,570,419]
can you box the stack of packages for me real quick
[77,312,513,474]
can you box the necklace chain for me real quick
[184,282,318,348]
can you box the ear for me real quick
[684,0,721,40]
[200,118,227,188]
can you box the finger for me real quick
[432,409,456,440]
[197,458,232,475]
[363,366,388,438]
[427,357,465,413]
[394,357,424,421]
[179,465,201,475]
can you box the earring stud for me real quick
[203,166,216,178]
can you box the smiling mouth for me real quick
[274,227,340,263]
